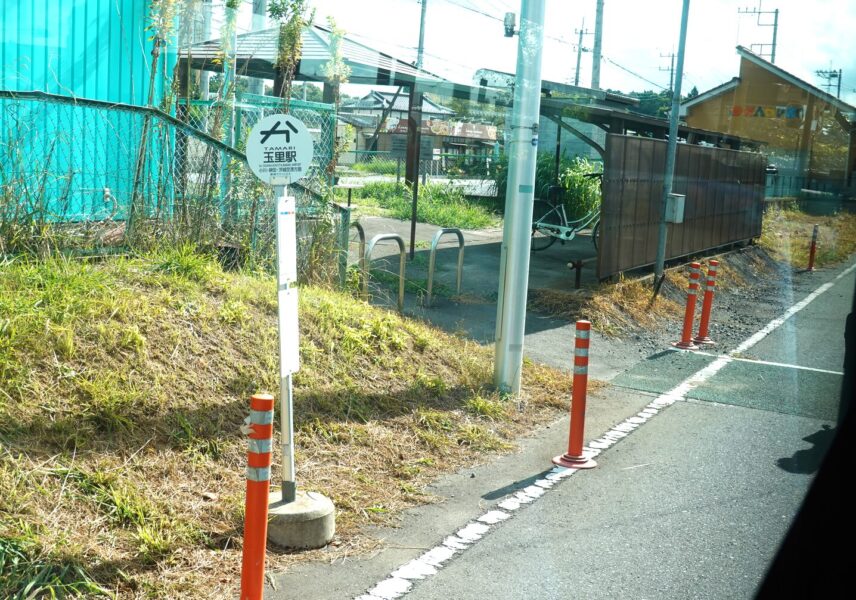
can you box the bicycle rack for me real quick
[350,222,366,297]
[426,228,465,307]
[364,233,406,313]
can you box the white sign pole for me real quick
[246,113,312,505]
[275,184,299,502]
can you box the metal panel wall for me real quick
[1,0,167,105]
[598,134,765,279]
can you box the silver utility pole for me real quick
[416,0,428,69]
[574,18,589,87]
[738,2,779,64]
[660,51,676,92]
[494,0,546,395]
[654,0,690,281]
[771,8,778,63]
[591,0,604,89]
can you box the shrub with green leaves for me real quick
[491,152,602,219]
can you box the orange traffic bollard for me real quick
[673,262,701,350]
[807,224,819,271]
[693,260,719,345]
[241,394,275,600]
[553,320,597,469]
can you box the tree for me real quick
[288,83,323,102]
[686,86,699,100]
[268,0,314,107]
[628,89,672,118]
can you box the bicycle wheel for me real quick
[592,220,601,251]
[531,200,561,251]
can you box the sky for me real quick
[229,0,856,106]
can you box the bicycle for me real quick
[531,173,602,252]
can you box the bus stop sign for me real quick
[246,114,314,185]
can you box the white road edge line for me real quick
[353,261,856,600]
[665,347,845,376]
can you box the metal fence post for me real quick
[337,203,351,290]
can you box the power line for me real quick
[439,0,502,22]
[438,0,578,47]
[602,55,667,91]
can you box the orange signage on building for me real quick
[730,105,804,120]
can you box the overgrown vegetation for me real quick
[492,153,602,219]
[348,182,500,229]
[0,250,571,598]
[760,206,856,268]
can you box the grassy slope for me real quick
[0,249,569,599]
[760,207,856,267]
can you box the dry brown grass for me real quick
[530,274,683,335]
[760,207,856,268]
[0,251,572,599]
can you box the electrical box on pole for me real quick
[665,193,685,224]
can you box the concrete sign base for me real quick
[268,490,336,549]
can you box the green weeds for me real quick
[0,536,109,599]
[352,182,498,229]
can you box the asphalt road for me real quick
[271,218,853,599]
[368,264,854,599]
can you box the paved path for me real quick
[270,259,853,599]
[385,264,853,600]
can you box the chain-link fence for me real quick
[0,90,339,280]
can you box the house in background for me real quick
[680,46,856,194]
[340,90,498,161]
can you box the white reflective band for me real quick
[575,348,589,357]
[246,467,271,482]
[248,438,272,454]
[250,410,274,425]
[576,329,590,339]
[573,366,588,375]
[708,266,718,274]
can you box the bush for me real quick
[491,152,602,219]
[558,156,602,221]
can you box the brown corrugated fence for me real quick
[598,134,766,279]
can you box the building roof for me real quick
[679,77,741,116]
[184,23,448,88]
[342,91,455,116]
[337,113,378,129]
[680,47,856,121]
[473,68,640,108]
